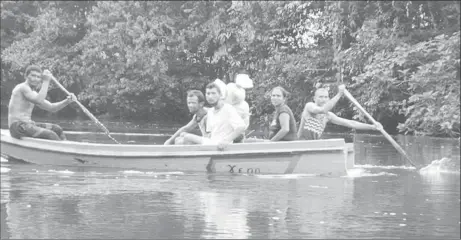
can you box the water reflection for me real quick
[1,167,11,240]
[1,129,460,239]
[349,171,460,238]
[1,165,460,239]
[199,192,250,239]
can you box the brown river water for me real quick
[1,121,460,239]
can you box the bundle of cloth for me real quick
[214,74,253,129]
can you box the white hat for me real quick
[235,74,253,89]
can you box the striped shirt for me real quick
[299,112,330,140]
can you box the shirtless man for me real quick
[180,82,246,148]
[297,85,383,140]
[8,65,76,140]
[164,90,208,145]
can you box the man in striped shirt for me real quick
[298,85,383,140]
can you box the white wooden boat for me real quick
[0,129,354,176]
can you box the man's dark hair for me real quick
[272,86,290,98]
[187,90,205,103]
[24,65,42,77]
[206,82,222,95]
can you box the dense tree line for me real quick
[1,1,459,137]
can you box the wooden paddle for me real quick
[50,77,121,144]
[343,89,418,168]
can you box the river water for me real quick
[1,123,460,239]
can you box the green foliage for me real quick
[398,32,460,137]
[1,1,459,137]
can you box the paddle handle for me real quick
[51,78,120,144]
[343,89,417,167]
[53,81,97,123]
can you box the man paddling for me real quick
[298,85,383,140]
[180,82,246,148]
[8,65,76,140]
[164,90,208,145]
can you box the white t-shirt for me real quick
[205,103,245,144]
[233,101,250,129]
[225,83,250,129]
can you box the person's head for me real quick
[24,65,43,88]
[186,90,205,114]
[270,86,289,107]
[313,88,330,106]
[225,83,246,105]
[205,82,222,106]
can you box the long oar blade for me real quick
[343,89,418,168]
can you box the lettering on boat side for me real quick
[228,165,236,173]
[227,165,260,174]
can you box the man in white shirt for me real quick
[180,81,246,149]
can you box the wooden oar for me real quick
[245,130,255,138]
[343,89,418,168]
[51,78,121,144]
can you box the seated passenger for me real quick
[224,73,253,143]
[180,81,246,149]
[164,90,208,145]
[267,86,298,141]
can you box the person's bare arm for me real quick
[328,112,382,131]
[305,85,345,115]
[199,115,208,137]
[36,97,73,112]
[297,115,305,139]
[297,104,308,139]
[305,94,341,115]
[21,80,51,105]
[164,119,198,145]
[270,113,290,141]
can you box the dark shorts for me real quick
[298,129,321,140]
[233,134,244,143]
[9,121,66,141]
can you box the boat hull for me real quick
[0,129,354,176]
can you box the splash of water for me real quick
[0,167,10,173]
[345,168,398,178]
[0,156,8,163]
[419,158,460,174]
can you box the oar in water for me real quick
[343,89,418,168]
[51,78,121,144]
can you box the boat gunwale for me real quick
[1,139,348,158]
[1,129,352,158]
